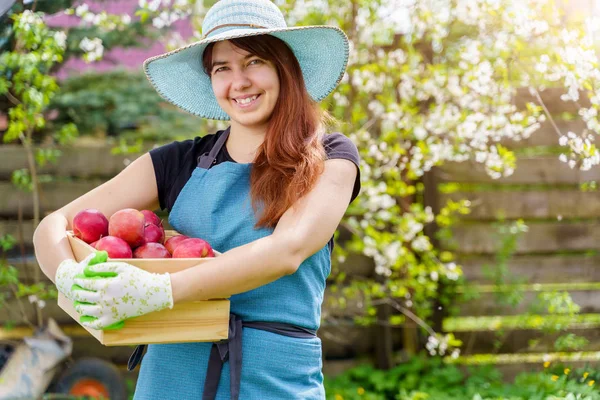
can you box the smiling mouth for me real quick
[233,94,261,106]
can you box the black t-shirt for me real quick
[150,128,361,251]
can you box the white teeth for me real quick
[236,95,258,105]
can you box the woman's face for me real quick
[210,40,280,131]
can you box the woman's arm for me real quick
[170,158,358,303]
[33,152,161,282]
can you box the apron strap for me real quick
[127,344,147,371]
[198,127,231,169]
[202,314,317,400]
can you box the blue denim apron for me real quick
[132,127,331,400]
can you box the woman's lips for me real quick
[233,94,261,109]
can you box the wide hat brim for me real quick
[143,26,349,120]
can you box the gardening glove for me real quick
[70,251,174,330]
[55,252,99,301]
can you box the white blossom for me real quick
[79,37,104,62]
[53,31,67,48]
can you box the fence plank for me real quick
[514,87,591,114]
[442,190,600,220]
[500,119,586,149]
[458,289,600,316]
[455,327,600,355]
[0,298,71,325]
[447,221,600,254]
[460,254,600,284]
[0,220,36,254]
[438,157,600,184]
[0,145,149,180]
[0,180,105,218]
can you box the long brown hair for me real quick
[203,35,329,229]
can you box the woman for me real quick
[33,0,360,398]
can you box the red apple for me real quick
[172,238,214,258]
[133,243,171,259]
[95,236,133,259]
[164,234,190,254]
[143,223,165,244]
[141,210,162,227]
[109,208,146,248]
[90,240,99,249]
[73,209,109,244]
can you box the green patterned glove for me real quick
[70,252,174,330]
[55,252,99,301]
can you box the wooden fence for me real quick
[433,114,600,377]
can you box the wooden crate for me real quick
[60,230,230,346]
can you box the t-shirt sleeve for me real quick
[149,139,194,211]
[323,132,361,203]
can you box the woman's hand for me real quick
[55,252,99,301]
[70,253,174,330]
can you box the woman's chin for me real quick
[230,112,271,129]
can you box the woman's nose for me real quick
[231,69,251,91]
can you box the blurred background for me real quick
[3,0,600,398]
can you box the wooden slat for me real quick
[455,327,600,355]
[445,314,600,332]
[0,219,36,253]
[0,180,104,218]
[7,255,50,284]
[500,119,586,149]
[513,87,591,114]
[0,145,148,180]
[329,253,374,281]
[58,294,231,346]
[460,254,600,284]
[442,190,600,220]
[458,289,600,316]
[438,157,600,184]
[0,297,72,325]
[320,323,376,359]
[447,221,600,254]
[323,286,366,319]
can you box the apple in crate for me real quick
[141,210,162,227]
[95,236,133,258]
[109,208,146,248]
[165,234,189,254]
[72,209,109,244]
[173,238,214,258]
[134,243,171,259]
[143,223,165,245]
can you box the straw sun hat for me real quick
[143,0,350,120]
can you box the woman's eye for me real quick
[213,66,228,74]
[248,59,262,66]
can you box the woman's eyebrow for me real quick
[212,54,256,68]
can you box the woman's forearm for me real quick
[169,234,300,303]
[32,213,76,283]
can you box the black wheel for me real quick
[53,357,128,400]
